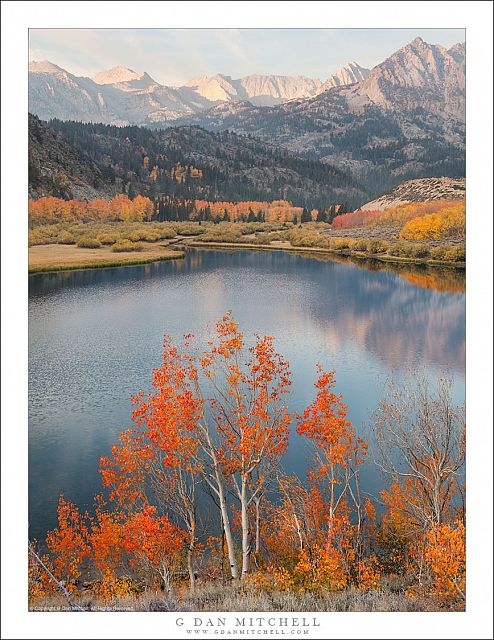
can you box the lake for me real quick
[29,249,465,541]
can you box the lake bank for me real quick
[183,239,466,270]
[28,242,184,274]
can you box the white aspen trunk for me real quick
[294,512,304,551]
[200,419,239,580]
[254,497,261,555]
[241,477,251,580]
[187,514,196,591]
[218,481,239,580]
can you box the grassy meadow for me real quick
[29,219,465,274]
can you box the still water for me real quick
[29,249,465,540]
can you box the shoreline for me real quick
[184,240,466,270]
[28,239,465,275]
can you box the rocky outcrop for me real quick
[359,177,466,211]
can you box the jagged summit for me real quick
[93,66,152,85]
[318,61,370,93]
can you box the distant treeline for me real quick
[29,195,348,226]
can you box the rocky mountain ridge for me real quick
[29,58,372,124]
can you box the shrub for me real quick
[329,238,355,251]
[98,234,119,245]
[174,224,205,236]
[365,239,389,254]
[400,202,466,241]
[125,230,162,242]
[442,245,465,262]
[387,242,409,257]
[408,244,430,259]
[387,242,429,259]
[77,237,101,249]
[200,233,242,243]
[56,231,76,245]
[351,239,368,252]
[152,227,176,240]
[112,241,143,253]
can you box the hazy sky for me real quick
[29,28,466,85]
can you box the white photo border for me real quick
[1,2,493,639]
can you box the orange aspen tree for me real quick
[102,314,291,582]
[199,313,292,579]
[100,337,202,589]
[297,367,367,537]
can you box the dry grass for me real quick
[28,242,183,274]
[29,580,442,612]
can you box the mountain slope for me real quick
[359,177,466,211]
[36,118,367,207]
[28,113,114,200]
[353,38,465,119]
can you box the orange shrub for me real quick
[425,522,466,606]
[400,202,466,240]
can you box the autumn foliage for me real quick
[29,195,154,226]
[29,195,321,227]
[331,199,466,241]
[29,316,466,610]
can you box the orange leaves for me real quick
[332,210,380,229]
[294,547,349,593]
[130,334,204,470]
[297,367,366,469]
[99,428,155,507]
[192,199,302,223]
[400,202,466,240]
[28,542,58,600]
[357,556,381,590]
[200,311,292,479]
[246,566,295,593]
[28,195,154,225]
[45,497,91,591]
[332,199,465,235]
[425,522,466,605]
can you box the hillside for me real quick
[28,114,115,200]
[360,177,466,211]
[33,117,367,208]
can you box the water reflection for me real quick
[29,248,465,540]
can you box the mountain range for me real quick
[28,37,465,198]
[29,59,371,125]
